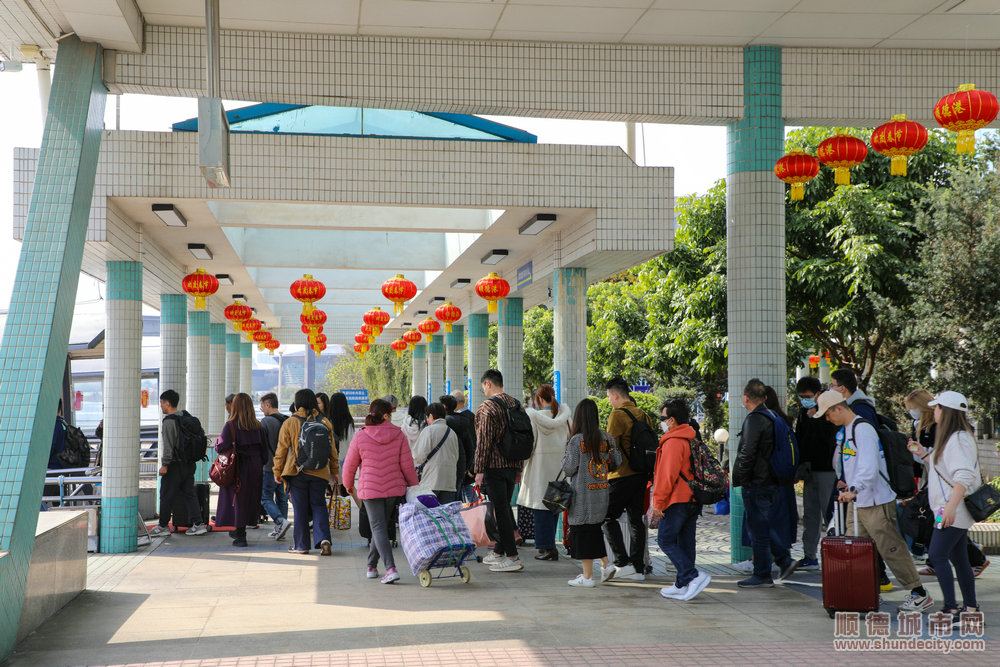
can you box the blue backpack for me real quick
[755,408,799,485]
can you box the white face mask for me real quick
[909,408,922,421]
[660,420,670,433]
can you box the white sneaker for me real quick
[600,566,616,583]
[267,528,280,538]
[899,591,934,613]
[274,519,291,541]
[734,559,754,573]
[149,525,169,537]
[680,573,711,601]
[568,574,595,587]
[614,564,637,578]
[489,557,524,572]
[186,523,209,536]
[482,552,504,564]
[660,584,688,599]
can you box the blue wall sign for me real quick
[341,389,369,405]
[446,380,451,394]
[553,370,561,403]
[516,261,533,290]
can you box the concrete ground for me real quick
[7,506,1000,666]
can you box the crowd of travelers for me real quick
[121,364,987,624]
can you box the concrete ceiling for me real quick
[5,0,1000,60]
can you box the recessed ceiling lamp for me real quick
[152,203,187,227]
[232,293,246,300]
[481,249,508,265]
[450,278,471,289]
[187,243,213,260]
[417,310,428,315]
[429,296,446,304]
[518,213,556,236]
[215,274,233,285]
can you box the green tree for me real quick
[586,275,651,388]
[523,306,553,395]
[322,345,411,409]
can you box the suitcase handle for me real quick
[834,498,860,537]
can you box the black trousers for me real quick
[483,468,519,558]
[602,473,647,569]
[158,462,200,527]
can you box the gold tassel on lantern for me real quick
[891,156,907,176]
[790,183,805,201]
[487,301,497,314]
[957,130,975,154]
[834,168,850,186]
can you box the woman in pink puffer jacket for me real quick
[342,398,418,584]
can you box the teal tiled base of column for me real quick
[729,488,750,562]
[99,496,139,553]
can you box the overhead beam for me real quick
[55,0,143,53]
[208,201,499,232]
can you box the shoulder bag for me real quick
[934,454,999,523]
[210,427,239,489]
[542,470,574,514]
[416,427,452,482]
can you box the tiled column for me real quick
[467,314,489,411]
[428,336,445,402]
[225,333,240,396]
[445,324,465,397]
[0,36,105,653]
[411,344,427,402]
[187,311,210,481]
[498,298,524,404]
[304,347,316,390]
[207,324,227,481]
[553,268,587,411]
[159,294,187,495]
[100,261,143,553]
[240,343,253,393]
[726,45,785,562]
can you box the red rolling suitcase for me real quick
[821,501,879,618]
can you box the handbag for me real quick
[209,433,239,489]
[457,494,499,547]
[328,494,351,531]
[899,487,934,545]
[542,471,573,514]
[934,457,1000,523]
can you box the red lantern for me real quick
[290,274,326,315]
[870,114,928,176]
[382,274,418,315]
[301,323,323,336]
[417,317,441,343]
[240,318,262,342]
[475,272,510,313]
[264,339,280,353]
[181,269,219,310]
[308,329,326,345]
[364,307,391,336]
[354,342,369,359]
[361,323,378,345]
[773,151,820,201]
[817,131,868,186]
[934,83,999,154]
[301,309,327,331]
[435,302,462,332]
[313,342,327,356]
[140,389,149,408]
[224,300,252,331]
[402,329,422,351]
[390,339,408,358]
[354,332,369,347]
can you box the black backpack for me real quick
[851,418,917,500]
[56,419,91,468]
[294,414,333,471]
[168,411,208,465]
[490,396,534,461]
[620,408,658,474]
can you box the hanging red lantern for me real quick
[224,299,252,331]
[382,274,418,315]
[301,323,323,336]
[934,83,999,154]
[390,339,408,357]
[354,342,369,359]
[252,330,272,351]
[140,389,149,408]
[417,317,441,343]
[773,151,820,201]
[240,318,262,342]
[817,131,868,186]
[475,272,510,314]
[354,332,369,347]
[402,329,422,351]
[308,329,326,345]
[181,269,219,310]
[313,342,327,356]
[435,302,462,332]
[264,339,280,353]
[870,114,928,176]
[364,307,391,336]
[289,274,326,315]
[301,308,327,331]
[361,323,378,345]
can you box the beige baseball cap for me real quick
[813,389,846,418]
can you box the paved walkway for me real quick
[8,505,999,666]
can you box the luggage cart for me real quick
[418,541,476,587]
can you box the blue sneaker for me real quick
[796,557,820,571]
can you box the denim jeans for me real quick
[288,474,331,551]
[657,502,701,588]
[460,484,476,504]
[929,525,978,609]
[742,485,791,580]
[261,466,288,522]
[533,508,557,550]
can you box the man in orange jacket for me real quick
[649,398,711,602]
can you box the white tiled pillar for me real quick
[159,294,187,495]
[726,45,785,562]
[411,344,427,403]
[207,324,227,481]
[467,314,489,411]
[240,343,253,394]
[553,268,587,411]
[225,333,240,396]
[498,297,524,403]
[428,335,445,402]
[187,311,210,482]
[445,324,465,397]
[100,261,142,553]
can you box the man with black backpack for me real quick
[474,369,532,573]
[602,377,655,582]
[151,390,209,537]
[733,379,797,588]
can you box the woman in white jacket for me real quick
[517,385,571,561]
[911,391,981,623]
[401,395,427,448]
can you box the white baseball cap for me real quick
[928,391,969,412]
[813,389,846,418]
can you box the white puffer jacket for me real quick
[517,403,572,510]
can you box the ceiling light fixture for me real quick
[481,249,508,265]
[518,213,556,236]
[429,296,446,304]
[232,293,246,300]
[187,243,213,260]
[215,274,233,286]
[417,310,428,315]
[152,203,187,227]
[450,278,471,289]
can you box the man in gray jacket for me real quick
[260,393,291,540]
[150,390,208,537]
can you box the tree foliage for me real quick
[322,345,411,411]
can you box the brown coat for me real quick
[273,407,341,483]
